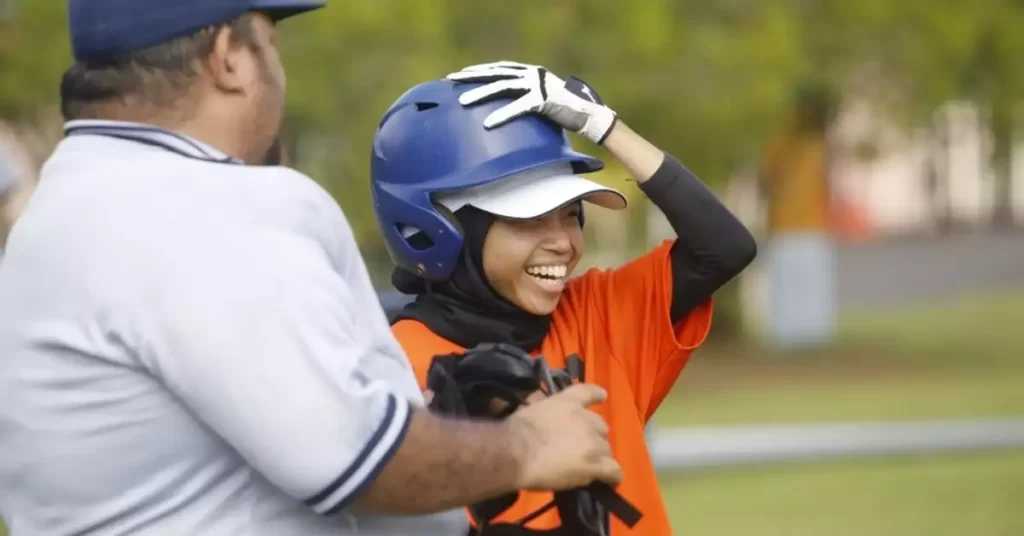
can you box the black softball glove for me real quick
[426,343,642,536]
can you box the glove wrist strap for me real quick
[581,106,618,145]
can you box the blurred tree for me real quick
[860,0,1024,228]
[0,1,69,120]
[277,0,813,261]
[4,1,1024,286]
[959,3,1024,227]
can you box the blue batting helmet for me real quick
[371,79,606,281]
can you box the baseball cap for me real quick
[68,0,326,62]
[435,163,628,220]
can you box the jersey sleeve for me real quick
[566,240,714,421]
[136,228,411,517]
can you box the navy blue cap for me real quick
[69,0,325,62]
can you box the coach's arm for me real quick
[352,381,612,516]
[140,229,617,518]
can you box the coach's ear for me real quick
[205,19,259,95]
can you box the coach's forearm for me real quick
[354,407,526,515]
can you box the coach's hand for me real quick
[446,61,618,145]
[508,383,622,491]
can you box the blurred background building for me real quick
[2,1,1023,534]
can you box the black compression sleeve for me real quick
[637,154,757,323]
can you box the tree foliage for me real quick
[4,1,1024,247]
[0,1,70,119]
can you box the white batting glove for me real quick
[446,61,619,145]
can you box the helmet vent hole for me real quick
[415,102,439,111]
[398,224,435,251]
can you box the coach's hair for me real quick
[60,13,259,121]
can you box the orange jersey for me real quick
[392,240,713,535]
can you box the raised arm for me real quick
[603,121,757,321]
[445,61,756,322]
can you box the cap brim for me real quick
[438,172,628,220]
[250,0,325,20]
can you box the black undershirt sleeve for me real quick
[636,154,758,323]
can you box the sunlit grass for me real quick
[658,290,1024,426]
[660,451,1024,536]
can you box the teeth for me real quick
[526,265,567,279]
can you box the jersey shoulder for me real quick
[391,319,464,387]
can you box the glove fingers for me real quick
[457,79,530,106]
[446,73,517,85]
[482,96,535,129]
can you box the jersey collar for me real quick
[63,120,245,165]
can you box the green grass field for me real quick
[659,290,1024,426]
[2,291,1022,535]
[649,290,1024,535]
[660,451,1024,535]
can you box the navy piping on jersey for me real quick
[64,122,243,165]
[303,393,413,516]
